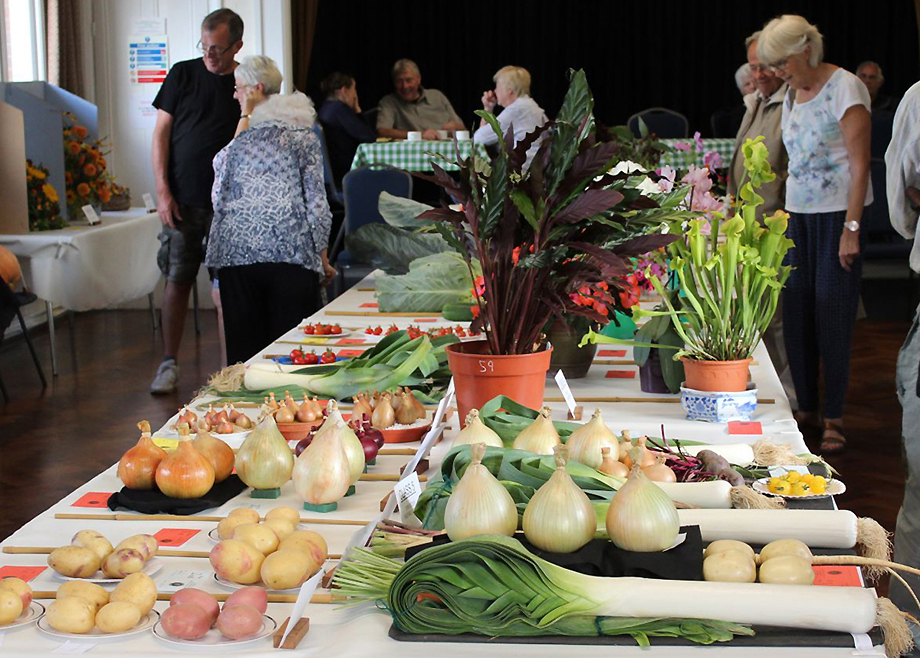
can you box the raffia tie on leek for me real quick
[333,535,754,646]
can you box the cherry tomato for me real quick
[331,324,343,335]
[374,326,383,335]
[365,327,374,335]
[320,350,337,364]
[290,348,304,359]
[303,325,315,335]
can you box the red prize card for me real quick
[606,370,636,379]
[337,349,365,358]
[359,303,378,308]
[0,566,46,582]
[336,338,365,345]
[414,318,437,323]
[72,492,112,508]
[727,421,763,435]
[812,565,862,587]
[598,349,627,357]
[153,528,200,547]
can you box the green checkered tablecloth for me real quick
[658,138,735,170]
[351,140,488,172]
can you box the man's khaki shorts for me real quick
[156,206,213,285]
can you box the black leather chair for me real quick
[0,284,48,401]
[628,107,690,139]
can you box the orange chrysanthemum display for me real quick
[62,113,121,219]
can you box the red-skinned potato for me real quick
[171,588,219,626]
[159,603,212,640]
[223,586,268,614]
[216,603,263,639]
[0,577,32,610]
[209,540,264,585]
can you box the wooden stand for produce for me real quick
[567,406,584,420]
[399,459,429,476]
[273,617,310,649]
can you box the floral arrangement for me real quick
[63,114,113,218]
[26,160,66,231]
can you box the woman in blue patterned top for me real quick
[206,55,335,364]
[759,15,872,454]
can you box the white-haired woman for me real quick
[758,15,872,454]
[474,65,548,168]
[206,55,335,364]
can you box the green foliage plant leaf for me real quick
[376,252,481,312]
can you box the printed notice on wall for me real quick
[128,22,169,123]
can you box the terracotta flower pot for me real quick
[446,341,553,422]
[680,357,752,393]
[547,320,597,379]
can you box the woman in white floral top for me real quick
[758,15,872,454]
[206,55,336,364]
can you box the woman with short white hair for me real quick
[758,14,872,454]
[473,65,548,168]
[206,55,335,364]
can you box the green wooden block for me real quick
[302,501,337,513]
[251,487,281,499]
[345,485,356,497]
[367,458,376,466]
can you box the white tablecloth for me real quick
[0,209,161,312]
[0,271,880,656]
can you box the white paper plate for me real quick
[213,568,322,594]
[164,424,252,442]
[54,558,163,584]
[0,601,45,631]
[752,477,846,500]
[153,613,277,650]
[37,610,159,641]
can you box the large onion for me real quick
[444,443,518,541]
[565,408,618,469]
[117,421,167,490]
[235,413,294,490]
[293,420,351,505]
[192,429,235,483]
[314,401,364,484]
[512,407,561,455]
[155,425,215,498]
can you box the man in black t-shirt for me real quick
[150,9,243,394]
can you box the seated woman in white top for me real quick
[473,66,548,168]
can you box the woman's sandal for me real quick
[820,420,847,455]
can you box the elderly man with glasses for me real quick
[149,8,244,394]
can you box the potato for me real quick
[56,581,109,613]
[759,538,813,564]
[227,507,261,524]
[72,530,114,562]
[47,597,95,634]
[216,604,263,639]
[702,540,755,561]
[758,555,815,585]
[0,590,23,625]
[114,534,158,562]
[159,603,212,640]
[110,572,157,615]
[702,550,756,583]
[263,519,295,541]
[224,586,268,614]
[102,548,145,578]
[209,540,265,585]
[232,523,279,556]
[95,600,142,633]
[264,506,301,527]
[217,515,251,540]
[171,588,219,625]
[260,550,318,590]
[0,577,32,610]
[48,546,101,578]
[278,530,327,565]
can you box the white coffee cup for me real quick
[407,131,422,142]
[437,130,449,140]
[455,130,470,141]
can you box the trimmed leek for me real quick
[333,535,883,642]
[678,509,859,548]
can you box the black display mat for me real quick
[107,475,248,515]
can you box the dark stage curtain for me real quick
[296,0,918,137]
[291,0,320,93]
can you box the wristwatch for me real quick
[844,220,860,232]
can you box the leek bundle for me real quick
[333,535,903,650]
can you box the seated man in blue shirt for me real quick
[317,72,377,187]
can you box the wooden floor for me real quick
[0,308,912,559]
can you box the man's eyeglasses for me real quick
[197,40,237,57]
[750,64,772,74]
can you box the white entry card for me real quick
[554,370,578,416]
[142,193,156,212]
[394,471,421,513]
[82,205,100,225]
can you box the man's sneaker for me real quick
[150,359,179,394]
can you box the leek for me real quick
[333,535,884,644]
